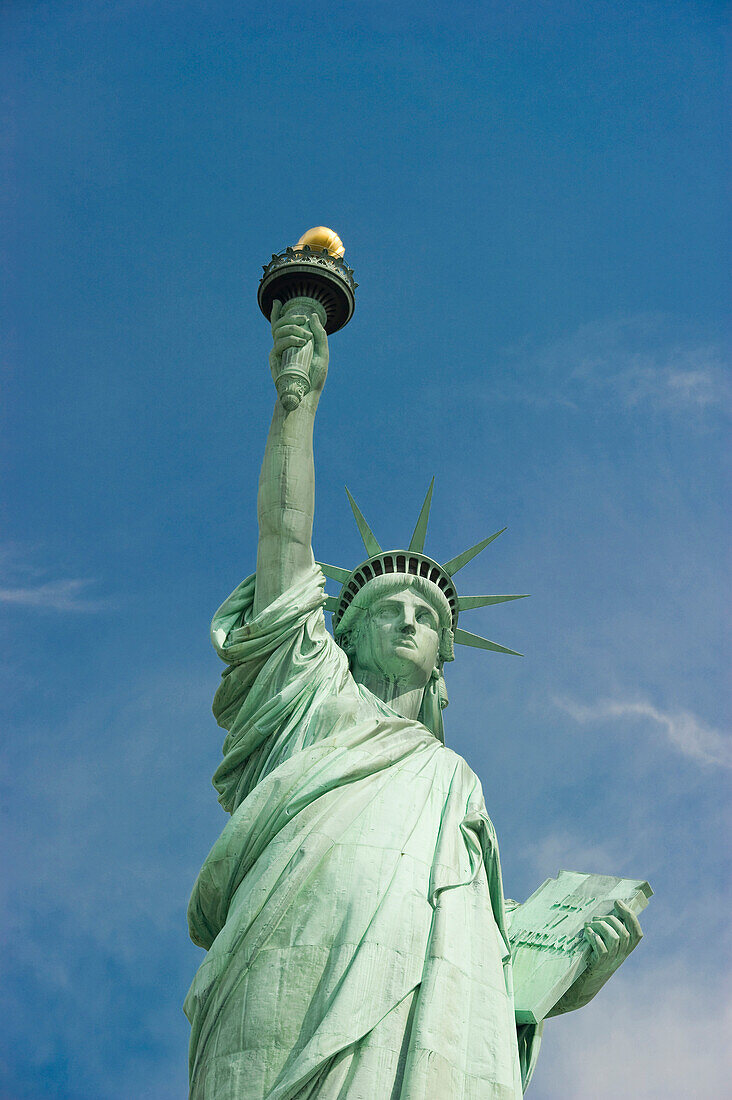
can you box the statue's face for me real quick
[353,587,441,687]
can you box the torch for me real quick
[258,227,357,410]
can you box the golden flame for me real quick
[294,226,345,258]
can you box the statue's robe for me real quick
[185,566,542,1099]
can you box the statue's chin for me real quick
[357,661,431,694]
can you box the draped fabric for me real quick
[185,565,542,1098]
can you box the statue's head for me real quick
[321,483,526,738]
[334,573,454,690]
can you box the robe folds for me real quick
[185,565,542,1099]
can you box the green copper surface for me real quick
[185,254,649,1099]
[443,528,507,576]
[317,562,352,584]
[453,626,523,656]
[407,477,434,553]
[318,489,523,654]
[510,871,651,1023]
[457,593,530,609]
[344,486,382,556]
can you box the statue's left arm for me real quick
[545,899,643,1016]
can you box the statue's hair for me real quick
[333,573,455,665]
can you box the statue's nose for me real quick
[400,615,416,634]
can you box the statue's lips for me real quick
[393,638,418,649]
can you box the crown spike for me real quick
[456,593,529,610]
[454,627,523,656]
[324,596,340,612]
[345,487,382,556]
[408,477,435,553]
[317,562,352,584]
[444,528,507,576]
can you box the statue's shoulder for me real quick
[440,742,479,775]
[438,744,489,805]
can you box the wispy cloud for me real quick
[531,959,732,1100]
[1,662,212,1099]
[523,829,627,882]
[0,544,110,612]
[500,314,729,414]
[0,577,109,611]
[556,696,732,768]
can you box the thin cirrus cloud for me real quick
[523,829,627,882]
[498,314,728,414]
[0,578,109,612]
[531,958,732,1100]
[555,696,732,768]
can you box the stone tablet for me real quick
[510,870,652,1024]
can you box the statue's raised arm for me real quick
[253,298,329,615]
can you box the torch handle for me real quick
[274,296,327,411]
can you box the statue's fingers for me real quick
[274,324,313,341]
[272,318,309,340]
[615,900,643,945]
[270,299,282,328]
[583,927,596,957]
[273,334,308,355]
[603,915,631,951]
[274,332,308,349]
[309,312,327,355]
[584,927,607,959]
[604,914,629,938]
[588,919,621,959]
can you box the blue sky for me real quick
[2,1,729,1096]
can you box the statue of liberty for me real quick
[184,230,645,1099]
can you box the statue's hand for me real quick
[269,299,329,397]
[547,900,643,1016]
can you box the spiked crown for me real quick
[318,480,528,657]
